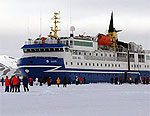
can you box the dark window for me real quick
[40,49,44,52]
[45,48,49,52]
[97,63,99,66]
[31,49,36,52]
[35,49,40,52]
[60,48,64,52]
[55,48,59,52]
[71,62,73,65]
[50,48,54,52]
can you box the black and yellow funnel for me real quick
[108,12,122,51]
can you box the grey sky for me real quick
[0,0,150,58]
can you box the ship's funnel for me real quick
[108,12,115,33]
[108,12,122,33]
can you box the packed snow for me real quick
[0,83,150,116]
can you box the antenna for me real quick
[39,6,42,37]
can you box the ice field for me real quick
[0,83,150,116]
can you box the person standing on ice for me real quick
[10,76,14,92]
[5,76,10,92]
[29,77,33,86]
[146,77,149,84]
[83,77,86,84]
[129,76,132,84]
[110,77,113,84]
[75,76,79,85]
[1,77,4,86]
[63,77,67,87]
[17,76,21,92]
[142,77,145,84]
[119,77,122,85]
[115,77,118,85]
[47,77,52,86]
[56,77,60,87]
[11,75,19,92]
[35,77,38,86]
[23,76,29,92]
[39,77,43,86]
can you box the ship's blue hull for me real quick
[17,57,149,83]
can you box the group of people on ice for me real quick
[1,76,29,92]
[110,76,150,85]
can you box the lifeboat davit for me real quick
[97,33,112,46]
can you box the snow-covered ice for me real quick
[0,83,150,116]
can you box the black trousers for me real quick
[23,85,29,92]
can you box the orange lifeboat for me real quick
[97,33,112,46]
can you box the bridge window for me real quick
[45,48,49,52]
[74,41,93,47]
[50,48,54,52]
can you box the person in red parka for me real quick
[142,77,145,84]
[146,77,149,84]
[29,78,33,86]
[5,76,10,92]
[11,76,19,92]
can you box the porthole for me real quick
[97,63,99,66]
[46,60,49,63]
[25,69,29,73]
[30,61,33,64]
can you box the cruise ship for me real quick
[17,12,150,83]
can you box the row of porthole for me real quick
[76,52,115,57]
[66,62,121,67]
[131,65,150,68]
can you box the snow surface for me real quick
[0,83,150,116]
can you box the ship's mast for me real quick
[48,12,61,38]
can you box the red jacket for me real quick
[11,76,19,85]
[5,78,10,86]
[29,78,33,83]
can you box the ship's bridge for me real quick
[22,43,69,53]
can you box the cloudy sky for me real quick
[0,0,150,58]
